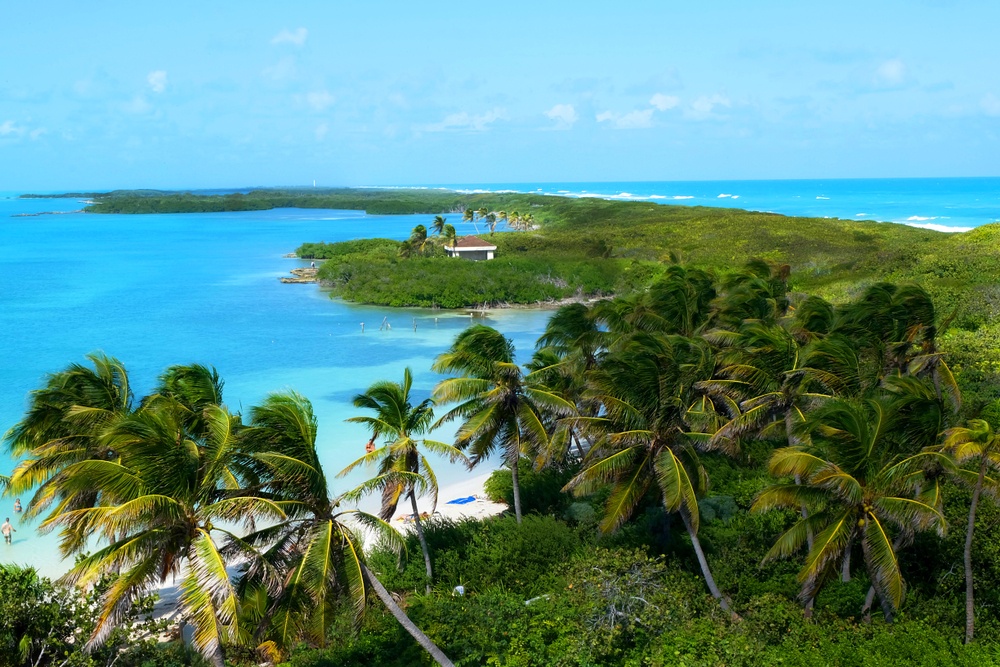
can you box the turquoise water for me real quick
[401,177,1000,232]
[0,195,552,576]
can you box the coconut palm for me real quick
[432,325,574,523]
[592,265,716,340]
[43,394,259,667]
[564,332,735,611]
[533,303,606,463]
[702,322,833,450]
[713,259,790,330]
[442,223,457,249]
[935,409,1000,643]
[753,395,948,621]
[233,391,454,665]
[4,353,134,525]
[508,211,521,231]
[339,368,467,593]
[409,224,429,254]
[497,210,508,230]
[462,207,475,233]
[431,215,447,236]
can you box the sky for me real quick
[2,0,999,190]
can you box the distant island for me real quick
[33,188,1000,327]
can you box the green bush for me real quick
[483,460,578,518]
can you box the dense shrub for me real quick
[483,460,578,518]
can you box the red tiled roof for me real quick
[451,235,497,249]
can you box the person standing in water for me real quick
[13,498,21,513]
[1,518,14,544]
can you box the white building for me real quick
[445,235,497,261]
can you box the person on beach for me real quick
[365,436,376,454]
[1,518,14,544]
[13,498,21,513]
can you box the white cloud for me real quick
[596,109,654,129]
[982,94,1000,116]
[147,70,167,94]
[685,94,731,120]
[272,27,308,46]
[29,128,47,140]
[649,93,679,111]
[874,59,906,87]
[545,103,578,129]
[262,56,296,81]
[422,108,507,132]
[315,123,329,141]
[306,90,335,111]
[0,120,24,136]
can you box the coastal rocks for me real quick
[280,267,319,284]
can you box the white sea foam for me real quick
[856,213,868,216]
[906,215,936,221]
[905,222,971,233]
[731,195,740,199]
[672,195,694,200]
[816,196,830,200]
[557,190,570,193]
[717,193,732,198]
[649,195,667,199]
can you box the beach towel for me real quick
[446,496,477,505]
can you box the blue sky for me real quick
[2,1,999,190]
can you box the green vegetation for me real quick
[9,183,1000,664]
[7,261,1000,666]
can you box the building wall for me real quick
[447,249,494,261]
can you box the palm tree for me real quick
[4,353,134,529]
[234,391,455,666]
[508,211,521,231]
[564,332,736,611]
[45,393,258,667]
[497,210,508,230]
[431,215,447,236]
[432,325,573,523]
[339,368,467,593]
[463,207,481,234]
[753,395,948,621]
[409,224,429,255]
[713,259,790,330]
[485,212,497,234]
[533,303,605,463]
[442,224,457,250]
[592,265,716,339]
[935,410,1000,643]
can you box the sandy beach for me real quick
[151,472,507,622]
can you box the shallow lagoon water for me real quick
[0,196,551,576]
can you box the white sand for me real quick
[151,472,506,622]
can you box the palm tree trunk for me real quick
[680,512,732,614]
[841,550,851,582]
[361,564,455,667]
[861,583,894,624]
[786,413,814,552]
[208,645,224,667]
[409,490,433,595]
[510,449,523,524]
[965,457,987,644]
[571,429,586,459]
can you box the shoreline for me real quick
[151,472,506,623]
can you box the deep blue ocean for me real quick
[1,177,998,574]
[396,177,1000,232]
